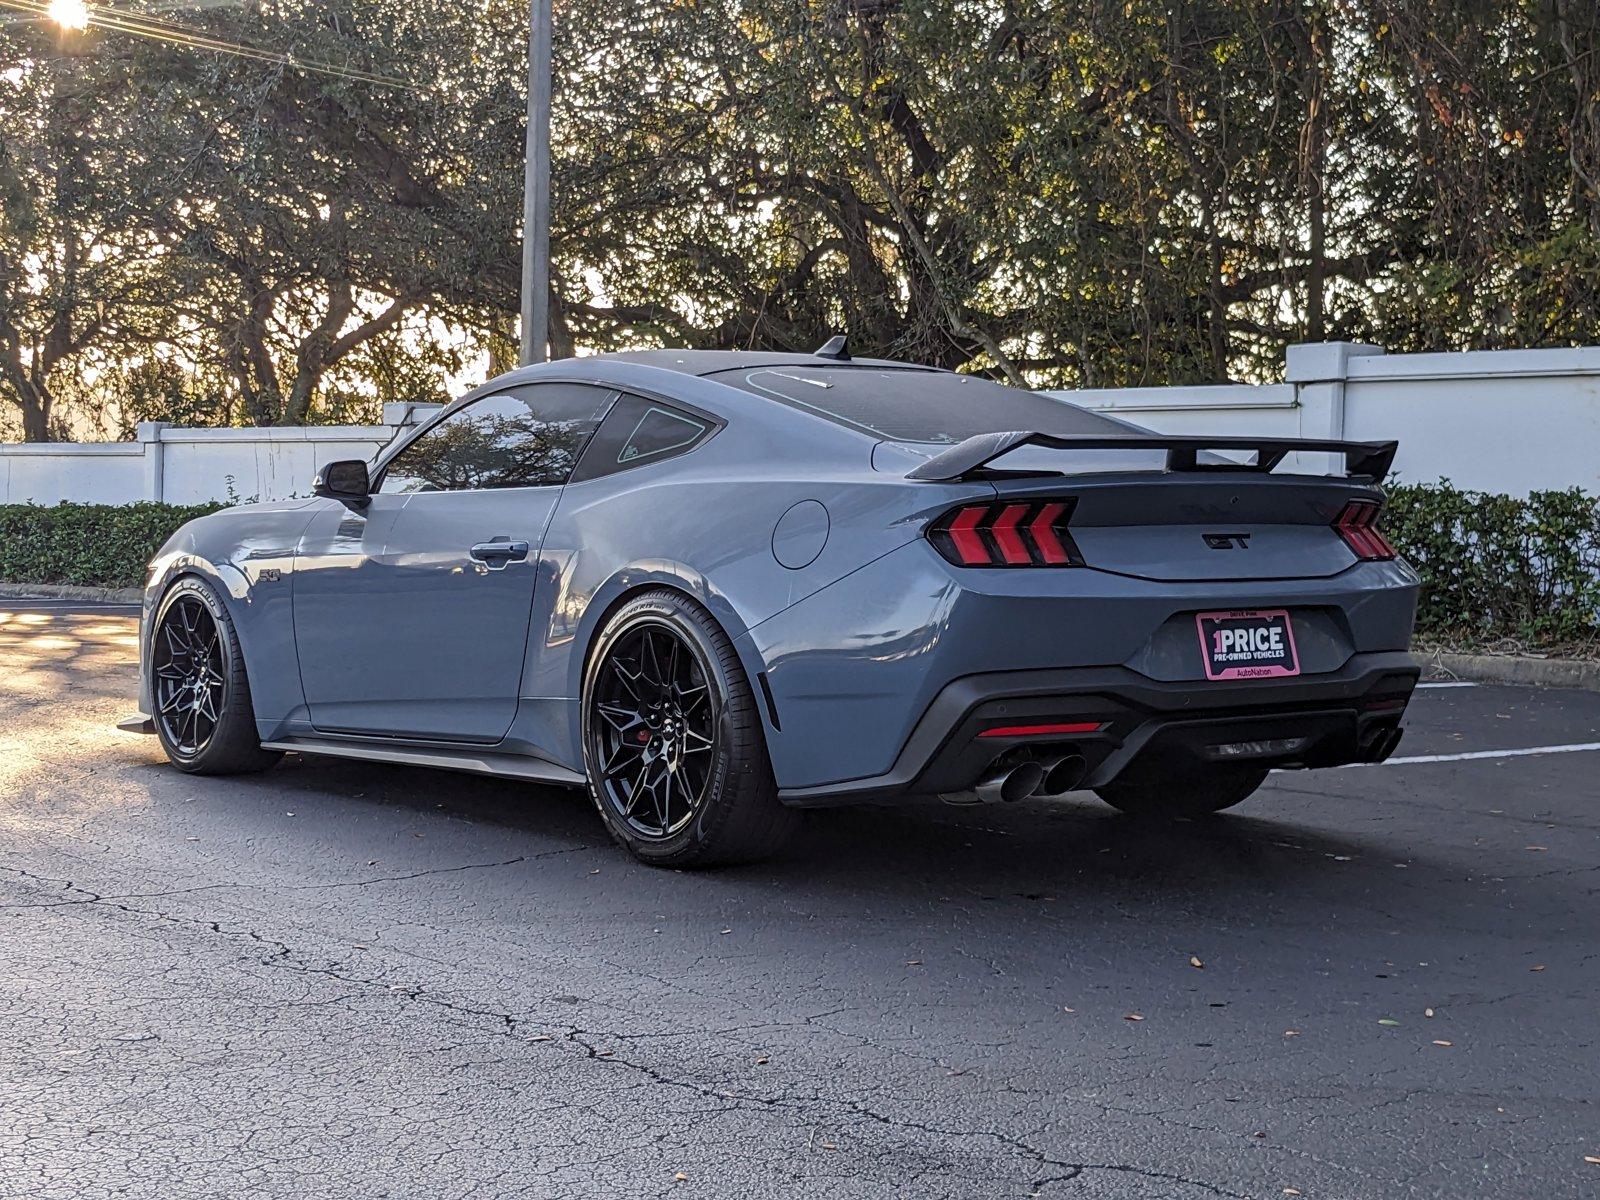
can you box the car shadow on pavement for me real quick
[242,752,1418,915]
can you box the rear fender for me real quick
[509,559,765,774]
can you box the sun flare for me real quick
[48,0,90,31]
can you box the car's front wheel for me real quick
[149,577,282,775]
[581,590,798,867]
[1094,763,1268,818]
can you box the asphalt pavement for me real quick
[1,607,1597,1199]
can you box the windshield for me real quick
[709,365,1129,444]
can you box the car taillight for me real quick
[928,499,1084,567]
[1334,500,1396,561]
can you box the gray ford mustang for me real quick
[124,343,1420,865]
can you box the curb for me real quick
[1421,651,1600,692]
[0,582,143,604]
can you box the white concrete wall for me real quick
[1054,342,1600,495]
[5,345,1599,503]
[0,403,440,506]
[0,443,144,505]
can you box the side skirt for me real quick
[259,735,586,787]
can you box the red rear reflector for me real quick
[1334,500,1396,561]
[928,498,1083,568]
[1362,696,1409,712]
[978,721,1105,739]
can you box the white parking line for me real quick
[1416,681,1477,690]
[1345,742,1600,768]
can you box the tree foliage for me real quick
[1,0,1599,438]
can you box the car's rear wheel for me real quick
[150,577,282,775]
[1094,763,1268,818]
[581,590,798,867]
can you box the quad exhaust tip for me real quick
[1362,724,1405,764]
[973,759,1046,803]
[1036,753,1088,798]
[948,752,1089,805]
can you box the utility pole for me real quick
[519,0,552,365]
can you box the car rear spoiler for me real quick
[903,431,1399,484]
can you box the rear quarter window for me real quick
[572,393,716,482]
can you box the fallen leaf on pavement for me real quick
[755,1056,769,1065]
[1378,1019,1401,1026]
[1189,956,1204,969]
[1530,965,1546,972]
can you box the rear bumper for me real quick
[776,650,1418,805]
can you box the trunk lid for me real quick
[986,473,1376,583]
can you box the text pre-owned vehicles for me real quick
[123,342,1420,866]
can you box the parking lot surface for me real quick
[2,607,1597,1199]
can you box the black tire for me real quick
[1094,763,1268,818]
[581,589,799,867]
[149,576,282,775]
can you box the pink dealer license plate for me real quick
[1196,609,1300,681]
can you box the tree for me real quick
[0,28,172,439]
[6,0,1600,437]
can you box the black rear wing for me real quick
[904,431,1399,484]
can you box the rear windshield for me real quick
[710,365,1128,444]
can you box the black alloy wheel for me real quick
[588,621,717,839]
[152,593,226,759]
[148,576,281,776]
[582,589,800,867]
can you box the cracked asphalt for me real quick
[1,605,1597,1199]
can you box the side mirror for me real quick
[313,459,371,509]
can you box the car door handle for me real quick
[469,539,530,569]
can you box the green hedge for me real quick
[1384,482,1600,648]
[2,488,1598,651]
[0,502,222,590]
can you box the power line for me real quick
[0,0,416,90]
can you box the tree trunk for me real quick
[18,383,52,442]
[0,351,54,442]
[1555,0,1600,236]
[1204,197,1228,381]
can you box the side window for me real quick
[379,383,612,494]
[572,393,714,482]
